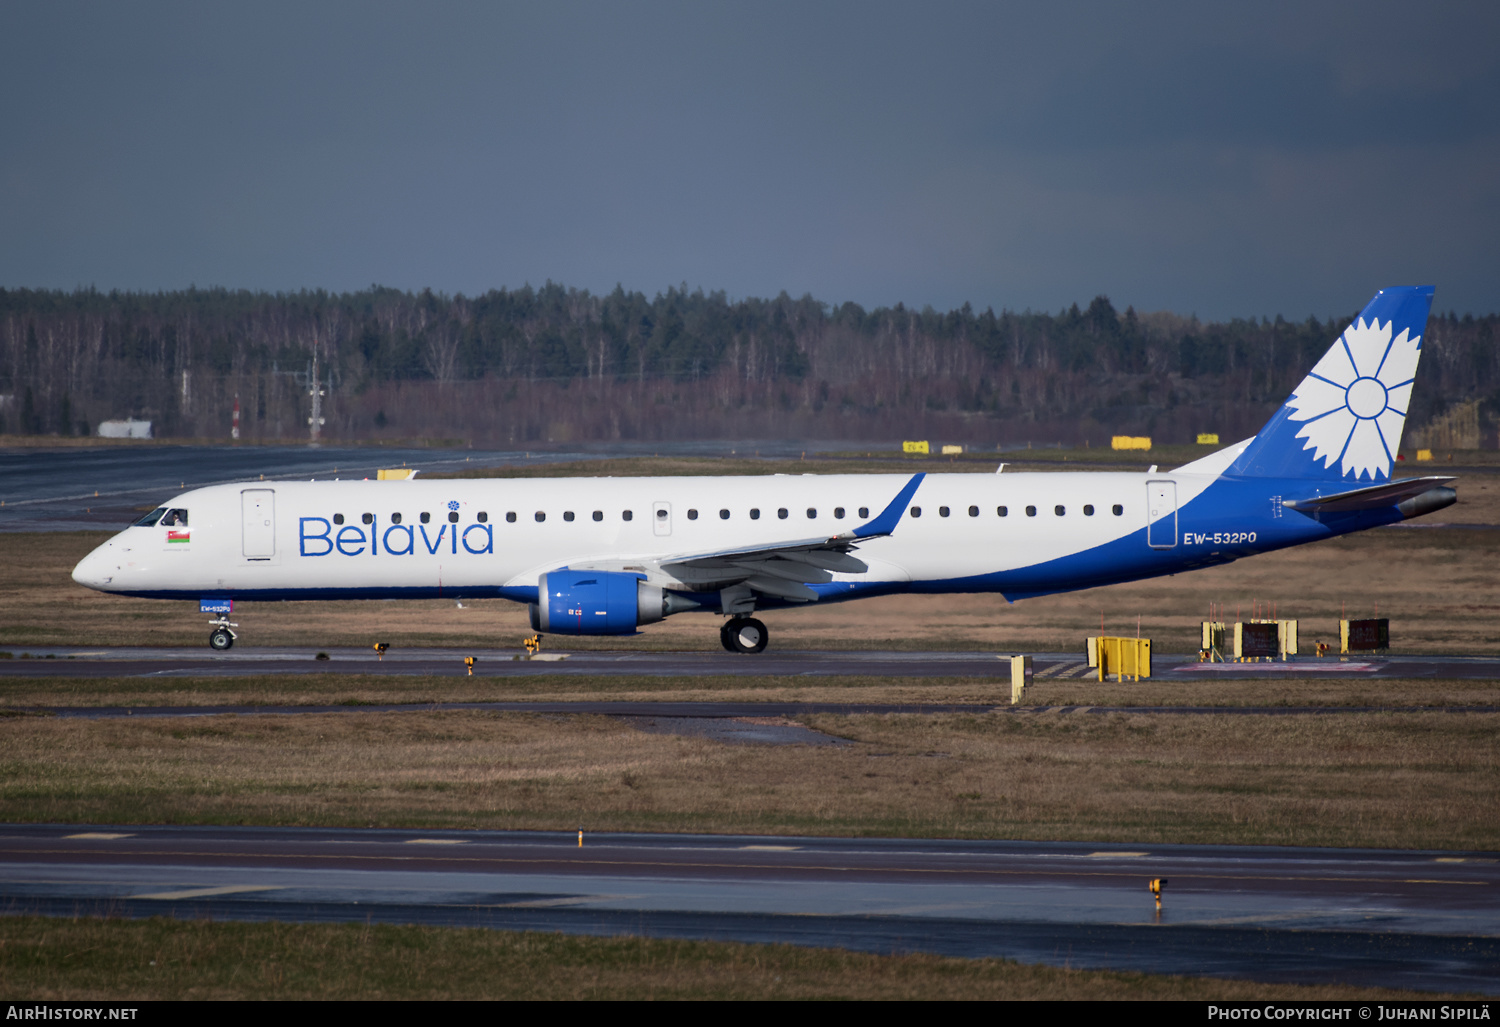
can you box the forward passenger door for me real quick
[242,489,276,559]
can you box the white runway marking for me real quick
[132,885,282,900]
[65,832,133,840]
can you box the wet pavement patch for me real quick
[623,715,850,746]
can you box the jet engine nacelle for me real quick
[529,569,689,635]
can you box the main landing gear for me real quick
[720,617,768,654]
[208,615,238,651]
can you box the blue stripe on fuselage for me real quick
[810,475,1405,602]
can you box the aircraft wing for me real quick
[657,472,924,603]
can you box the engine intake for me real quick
[528,569,695,635]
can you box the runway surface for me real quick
[2,823,1495,993]
[3,644,1499,681]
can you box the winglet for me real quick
[852,473,925,539]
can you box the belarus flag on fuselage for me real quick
[167,529,190,543]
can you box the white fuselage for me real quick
[71,471,1221,602]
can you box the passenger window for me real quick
[1113,504,1124,516]
[750,508,760,520]
[834,507,845,519]
[939,506,950,517]
[134,507,167,527]
[623,510,633,521]
[968,505,979,517]
[392,512,403,524]
[911,506,922,517]
[1025,506,1037,517]
[477,512,487,523]
[362,513,374,525]
[593,511,603,521]
[564,511,575,522]
[806,508,817,519]
[1055,505,1065,516]
[506,512,517,523]
[1084,505,1095,516]
[778,508,788,519]
[656,509,668,520]
[858,507,869,518]
[448,511,459,523]
[687,509,698,520]
[997,506,1008,517]
[535,512,546,522]
[333,513,345,525]
[720,509,730,520]
[420,512,431,524]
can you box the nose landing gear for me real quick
[208,616,238,651]
[720,616,768,654]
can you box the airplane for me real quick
[72,286,1456,653]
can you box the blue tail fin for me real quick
[1228,286,1435,482]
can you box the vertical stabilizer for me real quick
[1228,286,1435,482]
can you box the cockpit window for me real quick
[134,507,167,527]
[159,508,189,527]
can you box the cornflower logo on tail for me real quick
[1285,316,1421,480]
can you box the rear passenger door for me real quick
[1146,480,1177,549]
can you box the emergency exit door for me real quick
[242,489,276,558]
[1146,480,1177,549]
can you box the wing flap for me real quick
[742,576,819,601]
[730,558,833,584]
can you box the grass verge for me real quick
[0,915,1453,1000]
[2,709,1495,848]
[2,672,1498,712]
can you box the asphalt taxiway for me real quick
[4,645,1500,681]
[2,823,1495,994]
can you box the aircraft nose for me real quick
[72,543,116,590]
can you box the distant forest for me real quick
[2,283,1497,449]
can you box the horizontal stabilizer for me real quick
[1282,476,1455,513]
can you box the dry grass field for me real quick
[2,671,1499,711]
[5,453,1497,653]
[0,916,1448,1001]
[2,707,1494,848]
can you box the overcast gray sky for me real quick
[2,1,1496,319]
